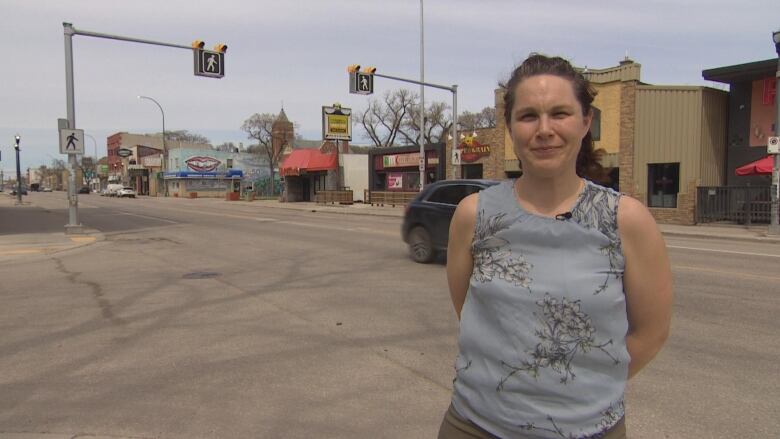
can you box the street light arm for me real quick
[138,95,166,149]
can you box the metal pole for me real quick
[64,22,82,233]
[452,85,458,180]
[14,135,22,205]
[770,34,780,234]
[419,0,425,190]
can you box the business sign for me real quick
[458,136,491,163]
[383,152,439,168]
[387,173,403,189]
[322,105,352,141]
[141,156,163,167]
[185,156,221,172]
[117,148,132,158]
[99,164,109,175]
[769,136,780,154]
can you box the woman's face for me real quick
[508,74,592,178]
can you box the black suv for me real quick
[401,179,499,263]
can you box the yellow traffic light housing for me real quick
[191,40,205,49]
[362,66,377,74]
[213,43,228,53]
[347,64,361,73]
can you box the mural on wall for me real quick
[458,135,491,163]
[185,156,222,172]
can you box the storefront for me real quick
[163,169,244,198]
[368,144,445,192]
[280,149,338,202]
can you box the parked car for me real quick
[106,183,124,197]
[117,187,137,198]
[401,179,500,263]
[41,187,53,192]
[78,186,91,194]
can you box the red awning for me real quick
[280,149,338,177]
[735,156,775,176]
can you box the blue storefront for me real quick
[163,169,244,198]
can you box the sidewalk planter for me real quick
[189,192,198,199]
[226,192,240,201]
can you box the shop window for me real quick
[647,163,679,208]
[375,173,386,190]
[227,159,233,168]
[462,164,483,179]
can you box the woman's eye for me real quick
[517,114,536,121]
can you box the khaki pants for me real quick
[438,404,627,439]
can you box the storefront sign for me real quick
[142,156,162,167]
[185,156,221,172]
[387,173,403,189]
[383,152,440,168]
[322,105,352,141]
[458,136,491,163]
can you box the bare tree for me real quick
[149,130,211,145]
[357,88,454,147]
[458,106,497,132]
[241,113,287,194]
[214,142,238,152]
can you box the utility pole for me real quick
[14,135,22,205]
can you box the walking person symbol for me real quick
[206,54,217,72]
[66,132,78,150]
[360,75,368,91]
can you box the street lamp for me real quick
[14,134,22,205]
[769,29,780,234]
[138,95,166,153]
[84,133,99,192]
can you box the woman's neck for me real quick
[514,172,584,217]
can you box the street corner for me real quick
[0,229,104,263]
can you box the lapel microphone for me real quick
[555,212,573,221]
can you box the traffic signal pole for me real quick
[369,72,458,186]
[61,22,215,234]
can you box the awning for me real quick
[735,156,775,176]
[280,149,338,176]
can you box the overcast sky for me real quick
[1,0,778,174]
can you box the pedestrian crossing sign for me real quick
[194,49,224,78]
[59,128,85,155]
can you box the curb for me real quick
[660,230,780,244]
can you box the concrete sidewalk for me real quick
[0,195,102,263]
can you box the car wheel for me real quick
[408,226,435,263]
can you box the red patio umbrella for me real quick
[735,156,776,176]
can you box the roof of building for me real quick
[702,58,778,84]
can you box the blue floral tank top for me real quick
[451,179,629,439]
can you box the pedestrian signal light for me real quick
[191,40,205,49]
[213,43,228,53]
[363,66,377,74]
[347,64,361,73]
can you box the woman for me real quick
[439,54,673,438]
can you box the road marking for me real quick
[673,265,780,281]
[668,245,780,258]
[70,236,96,243]
[117,212,180,224]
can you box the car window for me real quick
[426,185,468,206]
[427,184,489,206]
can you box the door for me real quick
[302,178,311,201]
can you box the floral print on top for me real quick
[451,179,629,439]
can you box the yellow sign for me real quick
[322,105,352,141]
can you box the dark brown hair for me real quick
[502,53,606,182]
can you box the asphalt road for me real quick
[0,192,777,438]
